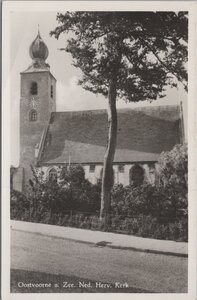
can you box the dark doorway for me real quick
[130,164,144,186]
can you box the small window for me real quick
[118,164,124,173]
[30,82,38,95]
[89,165,96,173]
[49,168,57,182]
[29,109,37,122]
[51,85,53,98]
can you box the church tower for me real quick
[19,30,56,190]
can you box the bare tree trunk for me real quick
[100,73,118,231]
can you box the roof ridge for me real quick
[53,104,180,115]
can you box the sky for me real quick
[10,11,188,167]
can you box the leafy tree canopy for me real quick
[51,12,188,228]
[158,143,188,190]
[51,11,188,101]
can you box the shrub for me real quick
[10,144,188,242]
[11,190,30,220]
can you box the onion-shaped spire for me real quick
[29,30,49,61]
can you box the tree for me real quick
[60,164,86,187]
[110,144,188,223]
[158,143,188,217]
[60,165,101,213]
[27,165,101,219]
[51,12,188,230]
[158,143,188,188]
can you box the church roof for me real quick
[38,104,183,165]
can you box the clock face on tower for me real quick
[29,97,38,109]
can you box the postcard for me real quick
[2,1,197,300]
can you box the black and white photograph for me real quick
[2,1,197,299]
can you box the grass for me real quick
[11,269,152,293]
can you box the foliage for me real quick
[158,143,188,217]
[111,183,187,223]
[51,12,188,225]
[158,143,188,188]
[60,164,85,186]
[111,144,188,221]
[11,165,101,221]
[11,144,188,241]
[10,204,187,241]
[110,214,187,241]
[51,12,188,98]
[60,165,101,212]
[11,190,30,220]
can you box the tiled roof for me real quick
[38,105,183,165]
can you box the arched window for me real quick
[100,167,114,186]
[129,164,144,186]
[30,81,38,95]
[48,168,57,182]
[29,109,37,122]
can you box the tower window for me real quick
[51,85,53,98]
[48,168,57,182]
[89,165,96,173]
[29,109,37,122]
[30,81,38,95]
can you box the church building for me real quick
[12,31,185,192]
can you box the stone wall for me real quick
[12,167,24,192]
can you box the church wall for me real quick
[13,161,158,192]
[12,167,24,192]
[86,165,103,184]
[37,162,157,187]
[124,164,132,185]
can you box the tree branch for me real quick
[82,70,109,87]
[124,49,147,70]
[137,35,187,89]
[88,32,108,43]
[138,36,177,77]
